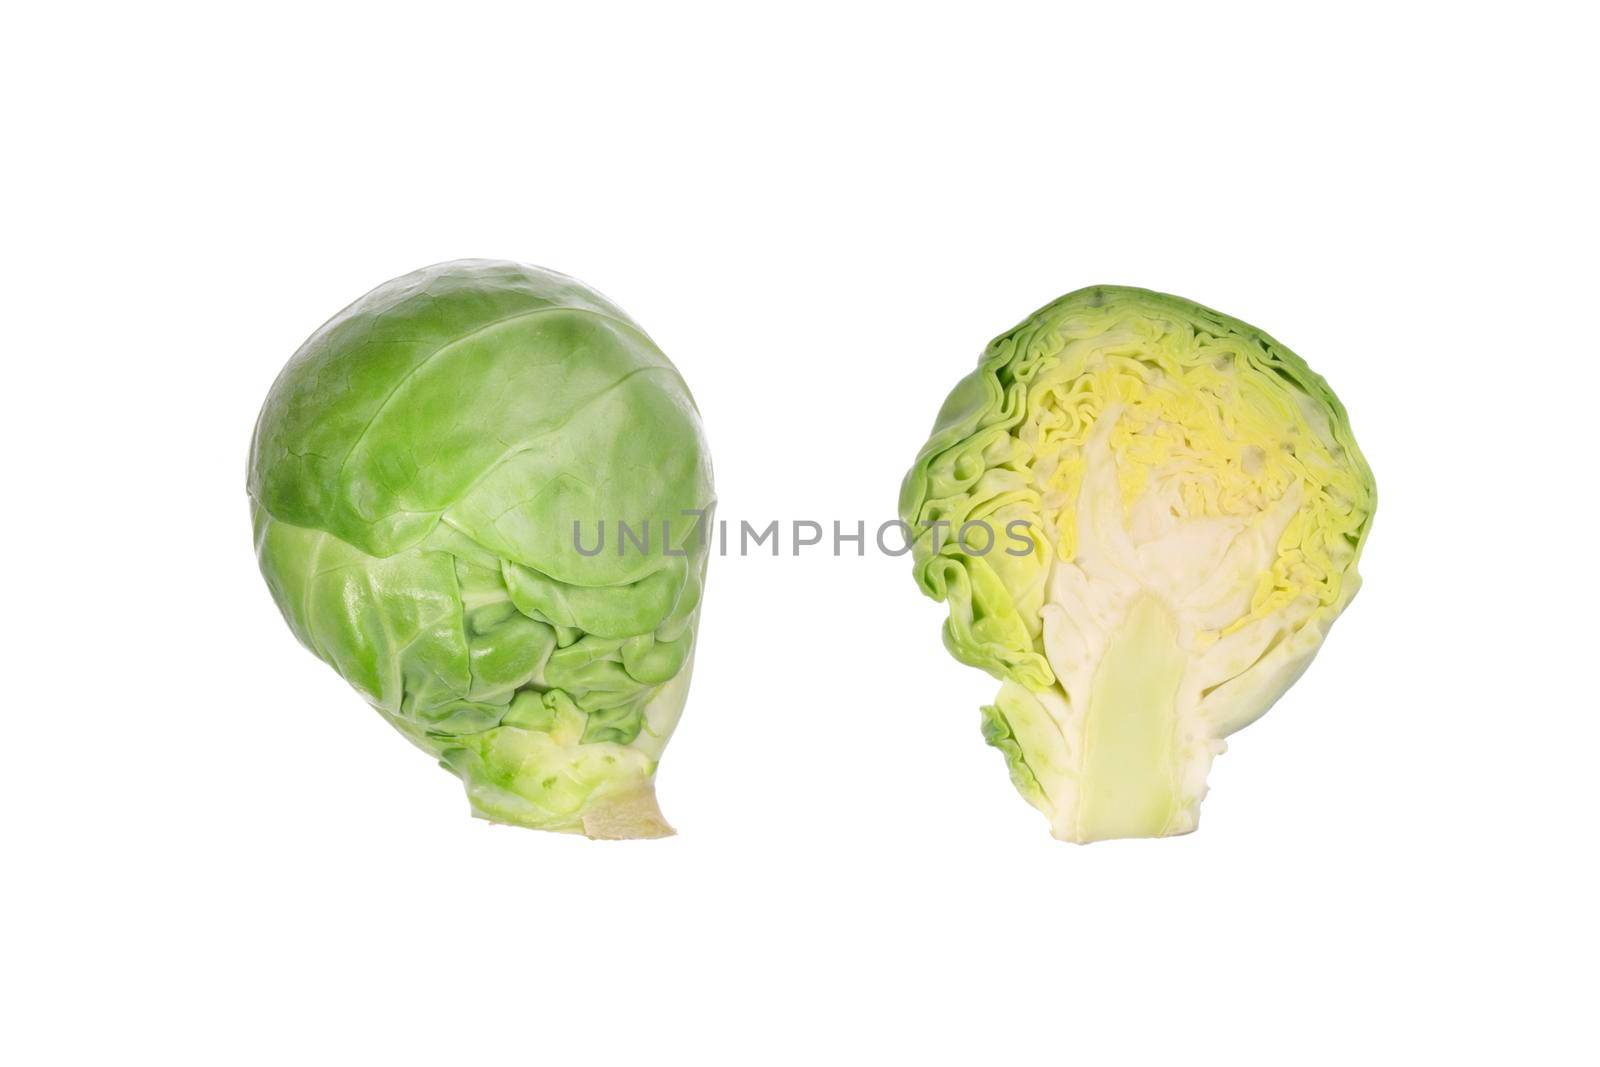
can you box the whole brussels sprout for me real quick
[250,260,713,837]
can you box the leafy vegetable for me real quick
[900,286,1374,842]
[249,260,713,838]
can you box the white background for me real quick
[6,3,1596,1064]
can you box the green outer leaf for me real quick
[248,259,713,585]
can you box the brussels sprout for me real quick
[250,260,713,838]
[901,286,1374,842]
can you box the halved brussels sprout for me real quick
[901,286,1374,842]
